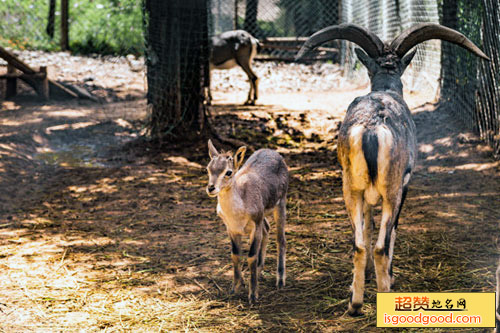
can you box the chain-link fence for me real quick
[211,0,340,60]
[335,0,498,158]
[340,0,441,96]
[440,0,499,157]
[144,0,210,139]
[0,0,498,156]
[211,0,339,38]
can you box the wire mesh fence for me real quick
[440,0,499,157]
[332,0,498,158]
[211,0,340,60]
[144,0,210,139]
[0,0,498,156]
[340,0,441,96]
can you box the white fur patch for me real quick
[364,185,380,205]
[348,125,369,190]
[375,126,393,185]
[403,173,411,187]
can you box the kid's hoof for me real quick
[276,278,285,289]
[230,281,244,294]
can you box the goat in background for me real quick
[208,30,260,105]
[296,23,489,315]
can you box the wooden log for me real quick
[255,54,336,62]
[38,66,49,100]
[262,37,309,43]
[48,80,78,99]
[260,43,338,54]
[0,72,47,79]
[0,46,36,74]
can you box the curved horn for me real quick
[391,23,489,60]
[295,23,384,61]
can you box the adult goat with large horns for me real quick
[296,23,489,316]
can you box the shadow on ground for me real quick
[0,98,498,331]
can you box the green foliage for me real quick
[70,0,144,55]
[237,16,286,38]
[0,0,59,50]
[0,0,144,55]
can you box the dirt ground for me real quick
[0,59,499,332]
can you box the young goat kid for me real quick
[209,30,260,105]
[206,140,288,304]
[296,23,489,316]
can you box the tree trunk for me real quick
[60,0,69,50]
[144,0,209,140]
[244,0,258,37]
[46,0,56,39]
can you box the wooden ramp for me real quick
[0,46,90,100]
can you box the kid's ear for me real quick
[234,146,247,169]
[355,48,378,74]
[401,49,417,73]
[208,139,219,159]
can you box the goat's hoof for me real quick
[244,100,256,106]
[348,302,364,317]
[276,279,285,289]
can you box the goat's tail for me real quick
[362,129,379,183]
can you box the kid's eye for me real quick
[225,170,233,177]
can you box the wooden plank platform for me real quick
[0,45,81,100]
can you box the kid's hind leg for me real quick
[248,222,263,304]
[257,218,270,276]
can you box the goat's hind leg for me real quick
[274,198,287,289]
[229,233,244,294]
[345,190,367,316]
[235,54,258,105]
[374,189,405,293]
[363,202,375,281]
[388,185,408,287]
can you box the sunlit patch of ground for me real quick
[0,67,498,331]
